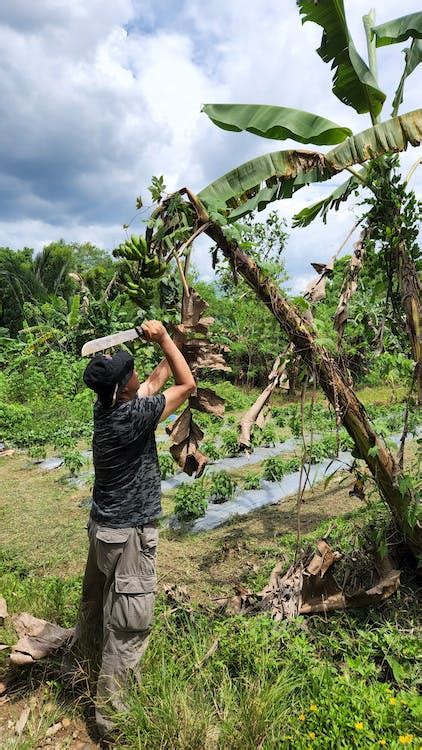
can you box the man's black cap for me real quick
[83,350,134,405]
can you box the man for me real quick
[70,320,195,739]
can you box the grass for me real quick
[0,384,421,748]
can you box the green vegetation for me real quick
[242,471,262,490]
[208,471,238,504]
[263,456,301,482]
[1,498,421,749]
[1,3,422,746]
[174,480,208,522]
[159,452,176,480]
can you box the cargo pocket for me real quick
[137,525,158,582]
[111,575,156,632]
[95,527,130,578]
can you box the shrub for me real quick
[193,412,222,434]
[253,421,277,447]
[0,401,32,445]
[27,444,47,460]
[174,480,208,522]
[303,433,354,463]
[263,456,301,481]
[208,471,238,504]
[159,452,175,479]
[243,471,262,490]
[304,436,335,463]
[271,406,288,428]
[220,429,239,456]
[202,439,223,462]
[62,448,84,477]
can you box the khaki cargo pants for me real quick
[71,520,158,736]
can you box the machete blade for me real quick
[81,327,144,357]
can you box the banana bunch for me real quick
[114,234,167,309]
[123,273,154,307]
[113,234,166,279]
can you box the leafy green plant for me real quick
[303,432,354,463]
[208,471,238,504]
[27,444,47,460]
[174,480,208,522]
[288,406,302,438]
[202,439,223,462]
[243,471,262,490]
[256,421,277,447]
[159,452,175,479]
[263,456,301,481]
[271,406,288,428]
[220,428,239,457]
[0,401,32,445]
[62,448,84,477]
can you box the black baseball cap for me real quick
[83,350,134,406]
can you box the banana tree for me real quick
[201,2,422,401]
[143,183,422,559]
[135,4,422,557]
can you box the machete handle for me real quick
[134,325,145,340]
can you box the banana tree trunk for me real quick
[394,239,422,405]
[205,222,422,558]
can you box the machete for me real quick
[81,326,145,357]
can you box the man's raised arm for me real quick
[139,320,195,420]
[137,326,186,398]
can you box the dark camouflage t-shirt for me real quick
[90,393,166,528]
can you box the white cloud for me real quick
[0,0,420,291]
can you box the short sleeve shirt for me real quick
[90,393,165,528]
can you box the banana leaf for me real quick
[392,39,422,116]
[292,170,365,228]
[199,110,422,215]
[297,0,385,119]
[325,109,422,170]
[199,151,329,213]
[373,12,422,47]
[201,103,352,145]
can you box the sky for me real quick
[0,0,420,292]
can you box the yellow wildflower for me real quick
[309,704,317,712]
[308,732,316,740]
[355,722,364,730]
[386,687,392,693]
[379,741,386,747]
[299,713,306,721]
[389,697,396,706]
[399,735,413,745]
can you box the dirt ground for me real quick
[0,450,361,595]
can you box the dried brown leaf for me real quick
[189,387,225,417]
